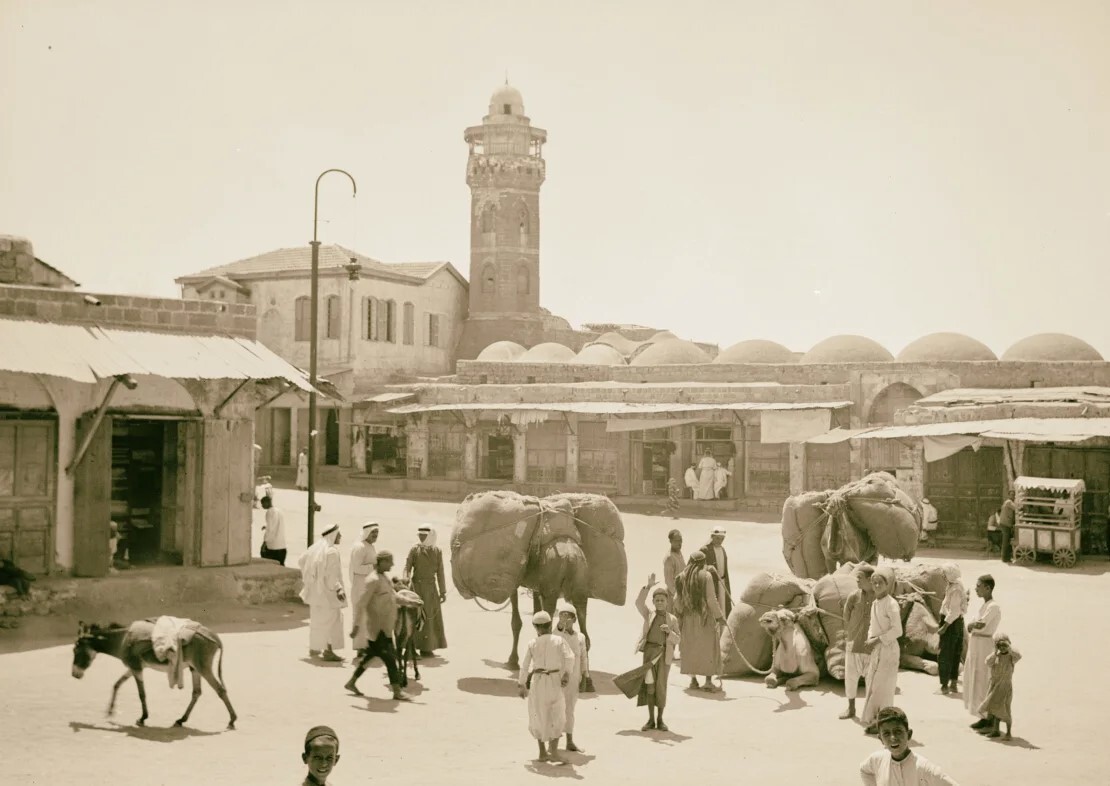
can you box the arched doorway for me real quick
[325,410,340,466]
[864,383,923,475]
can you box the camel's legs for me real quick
[107,671,132,716]
[508,590,523,670]
[175,668,202,727]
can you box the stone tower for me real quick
[464,83,547,315]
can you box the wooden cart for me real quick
[1011,476,1085,569]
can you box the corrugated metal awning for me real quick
[363,392,417,405]
[805,427,873,444]
[386,400,853,416]
[850,417,1110,443]
[0,318,315,391]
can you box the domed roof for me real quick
[1001,333,1103,362]
[897,332,997,362]
[516,342,576,364]
[630,339,711,366]
[647,331,678,344]
[714,339,798,364]
[592,331,639,356]
[572,343,627,366]
[801,335,894,364]
[489,84,524,116]
[476,340,526,362]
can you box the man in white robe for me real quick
[964,574,1001,730]
[295,448,309,490]
[298,524,346,661]
[556,601,590,753]
[862,566,903,734]
[348,522,379,614]
[696,451,718,500]
[518,611,575,763]
[684,464,698,499]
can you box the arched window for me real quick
[482,263,496,294]
[518,205,530,246]
[325,295,341,339]
[294,296,311,341]
[402,302,415,345]
[516,265,530,295]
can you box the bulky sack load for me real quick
[811,567,860,680]
[892,562,948,622]
[781,491,832,580]
[823,473,921,568]
[719,601,772,676]
[739,572,813,614]
[535,497,581,549]
[451,491,543,603]
[547,493,627,605]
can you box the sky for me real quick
[2,0,1109,357]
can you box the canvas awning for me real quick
[849,418,1110,444]
[805,428,873,444]
[385,400,853,416]
[0,318,316,391]
[1013,476,1087,493]
[362,392,417,405]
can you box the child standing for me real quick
[556,601,590,753]
[301,725,341,786]
[937,563,968,694]
[839,564,875,720]
[859,706,961,785]
[861,566,903,735]
[977,633,1020,739]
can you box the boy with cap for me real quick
[302,725,341,786]
[298,524,346,662]
[556,600,589,753]
[859,707,960,785]
[839,563,876,720]
[518,610,575,762]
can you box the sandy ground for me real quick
[2,489,1107,785]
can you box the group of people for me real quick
[295,518,448,702]
[684,448,734,500]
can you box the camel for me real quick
[759,609,820,691]
[507,537,595,692]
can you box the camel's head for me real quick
[759,608,796,638]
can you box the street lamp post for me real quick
[308,168,357,546]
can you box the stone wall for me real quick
[0,235,35,286]
[0,284,256,338]
[407,381,853,406]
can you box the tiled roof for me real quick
[176,245,461,286]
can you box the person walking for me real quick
[839,564,876,721]
[517,610,575,763]
[555,601,589,753]
[404,525,447,657]
[998,491,1016,563]
[346,550,411,702]
[965,574,1001,731]
[298,524,346,662]
[260,495,287,566]
[861,566,902,735]
[348,522,379,612]
[674,551,726,692]
[296,448,309,491]
[937,563,968,694]
[701,526,732,615]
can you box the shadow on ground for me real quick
[68,720,223,742]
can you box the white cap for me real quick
[711,526,727,536]
[531,611,552,625]
[555,600,576,617]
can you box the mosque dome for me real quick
[630,339,711,366]
[516,342,576,364]
[647,331,678,344]
[489,84,525,117]
[476,341,526,362]
[592,331,638,356]
[572,343,627,366]
[714,339,798,364]
[897,333,997,362]
[1001,333,1104,362]
[801,335,894,364]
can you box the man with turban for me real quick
[404,524,447,656]
[349,522,379,613]
[700,526,732,615]
[298,524,347,662]
[518,610,575,762]
[674,551,726,692]
[862,566,903,734]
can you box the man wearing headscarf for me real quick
[674,551,725,692]
[349,522,379,613]
[298,524,347,662]
[861,565,902,734]
[517,610,575,763]
[404,525,447,656]
[701,526,732,614]
[346,550,410,702]
[937,563,968,694]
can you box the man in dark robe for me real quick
[404,524,447,656]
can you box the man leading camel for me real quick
[701,526,732,615]
[346,550,411,702]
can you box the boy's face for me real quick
[669,533,682,550]
[303,739,340,782]
[996,640,1010,654]
[975,579,989,598]
[855,572,872,593]
[878,720,912,759]
[652,593,668,611]
[558,611,575,630]
[871,575,891,597]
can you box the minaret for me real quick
[464,83,547,315]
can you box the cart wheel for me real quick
[1052,548,1077,569]
[1012,545,1035,565]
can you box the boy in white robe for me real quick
[518,611,575,763]
[862,566,902,735]
[860,706,960,785]
[298,524,347,661]
[556,601,590,753]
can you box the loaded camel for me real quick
[71,619,236,729]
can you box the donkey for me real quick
[71,620,237,729]
[392,577,427,688]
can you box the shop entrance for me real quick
[925,446,1005,544]
[111,419,171,567]
[364,426,407,476]
[630,429,673,496]
[482,433,515,480]
[0,418,55,575]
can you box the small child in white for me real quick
[977,632,1020,740]
[555,600,590,753]
[860,706,960,785]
